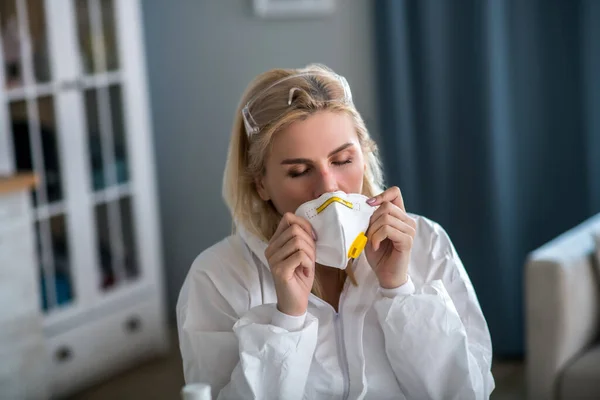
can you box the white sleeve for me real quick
[177,266,318,400]
[373,237,495,399]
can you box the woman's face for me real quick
[256,111,366,214]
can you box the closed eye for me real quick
[288,167,311,178]
[288,159,352,178]
[332,159,352,166]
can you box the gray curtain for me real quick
[374,0,600,356]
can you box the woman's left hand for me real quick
[365,186,417,289]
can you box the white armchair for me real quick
[526,213,600,399]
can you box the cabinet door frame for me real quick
[44,0,98,323]
[114,0,164,297]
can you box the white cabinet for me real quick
[0,1,168,397]
[0,179,48,400]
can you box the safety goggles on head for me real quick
[242,71,354,137]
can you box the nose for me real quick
[313,166,338,199]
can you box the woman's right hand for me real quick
[265,213,317,317]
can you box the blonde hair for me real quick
[222,64,384,297]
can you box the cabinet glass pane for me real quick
[84,85,129,191]
[75,0,119,74]
[74,0,92,74]
[95,201,114,289]
[101,0,119,71]
[119,196,138,279]
[33,222,47,310]
[26,0,51,83]
[10,96,64,205]
[83,88,105,190]
[109,84,129,184]
[1,0,23,88]
[95,196,139,291]
[0,0,51,87]
[37,215,74,311]
[37,96,62,202]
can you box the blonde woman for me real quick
[176,64,494,399]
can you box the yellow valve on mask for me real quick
[348,232,368,259]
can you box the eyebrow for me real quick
[280,142,355,165]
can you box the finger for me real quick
[368,221,414,252]
[367,202,413,233]
[367,213,416,243]
[267,214,315,258]
[271,233,316,265]
[275,249,315,281]
[281,213,317,240]
[366,186,405,212]
[293,250,315,280]
[369,202,416,231]
[288,213,317,241]
[271,213,294,242]
[370,224,414,252]
[268,223,315,259]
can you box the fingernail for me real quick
[312,230,318,241]
[367,197,376,205]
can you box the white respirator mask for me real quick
[294,191,375,269]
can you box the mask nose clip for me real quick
[316,196,353,214]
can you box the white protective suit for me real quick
[176,215,495,399]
